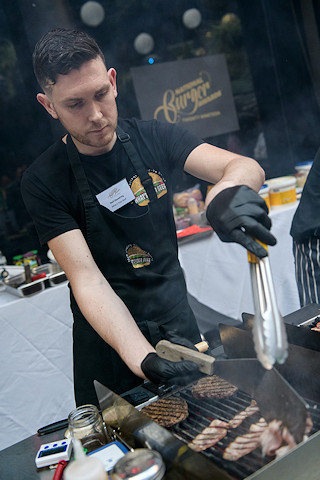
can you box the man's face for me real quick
[38,57,118,155]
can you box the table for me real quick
[178,202,301,321]
[0,427,67,480]
[0,282,75,451]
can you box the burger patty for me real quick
[140,397,189,427]
[192,375,238,399]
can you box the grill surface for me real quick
[160,383,320,479]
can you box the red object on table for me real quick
[31,273,47,282]
[52,460,67,480]
[177,224,212,239]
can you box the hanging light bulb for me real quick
[133,33,155,55]
[182,8,202,29]
[80,1,105,27]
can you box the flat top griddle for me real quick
[162,382,320,480]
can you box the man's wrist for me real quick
[205,181,242,207]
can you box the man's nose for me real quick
[88,103,103,122]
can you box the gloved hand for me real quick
[141,353,200,386]
[164,329,198,351]
[206,185,277,258]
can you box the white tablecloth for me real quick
[0,283,75,451]
[178,203,301,321]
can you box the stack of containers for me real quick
[264,176,297,209]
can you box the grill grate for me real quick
[164,384,320,480]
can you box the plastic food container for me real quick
[259,184,270,209]
[3,263,67,297]
[266,176,297,208]
[33,263,67,286]
[295,160,313,188]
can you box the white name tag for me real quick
[96,178,135,212]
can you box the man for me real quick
[291,149,320,306]
[21,28,276,406]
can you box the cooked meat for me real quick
[311,326,320,332]
[260,420,284,457]
[227,400,259,429]
[305,412,313,435]
[310,319,320,331]
[191,375,238,400]
[223,417,268,461]
[140,397,189,427]
[187,400,259,453]
[261,414,313,458]
[274,415,313,458]
[275,444,292,458]
[188,419,229,452]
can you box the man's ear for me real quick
[36,93,59,119]
[108,68,118,99]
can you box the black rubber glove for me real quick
[164,329,198,351]
[141,353,200,386]
[206,185,277,258]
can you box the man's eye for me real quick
[96,91,107,100]
[68,102,82,109]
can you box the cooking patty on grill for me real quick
[192,375,238,399]
[140,397,189,427]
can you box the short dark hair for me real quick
[33,28,105,92]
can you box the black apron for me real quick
[66,129,201,406]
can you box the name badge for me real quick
[96,178,135,212]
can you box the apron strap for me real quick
[66,135,96,207]
[117,126,158,203]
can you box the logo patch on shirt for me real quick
[126,244,153,268]
[129,170,167,206]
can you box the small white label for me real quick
[89,443,127,472]
[96,178,135,212]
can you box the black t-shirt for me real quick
[21,118,203,246]
[290,146,320,242]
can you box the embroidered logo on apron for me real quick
[129,170,167,206]
[126,244,153,268]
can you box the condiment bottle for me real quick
[64,438,107,480]
[24,264,32,284]
[187,197,198,215]
[0,250,7,266]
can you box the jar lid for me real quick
[259,184,269,194]
[295,160,313,167]
[265,176,296,188]
[113,449,165,480]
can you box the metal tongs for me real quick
[248,246,288,370]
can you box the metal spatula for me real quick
[248,247,288,370]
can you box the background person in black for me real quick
[291,147,320,307]
[21,28,276,406]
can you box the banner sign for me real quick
[130,54,239,138]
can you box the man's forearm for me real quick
[72,276,155,378]
[183,143,265,206]
[49,231,155,378]
[205,156,265,206]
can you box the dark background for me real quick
[0,0,319,262]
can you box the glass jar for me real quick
[68,404,109,453]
